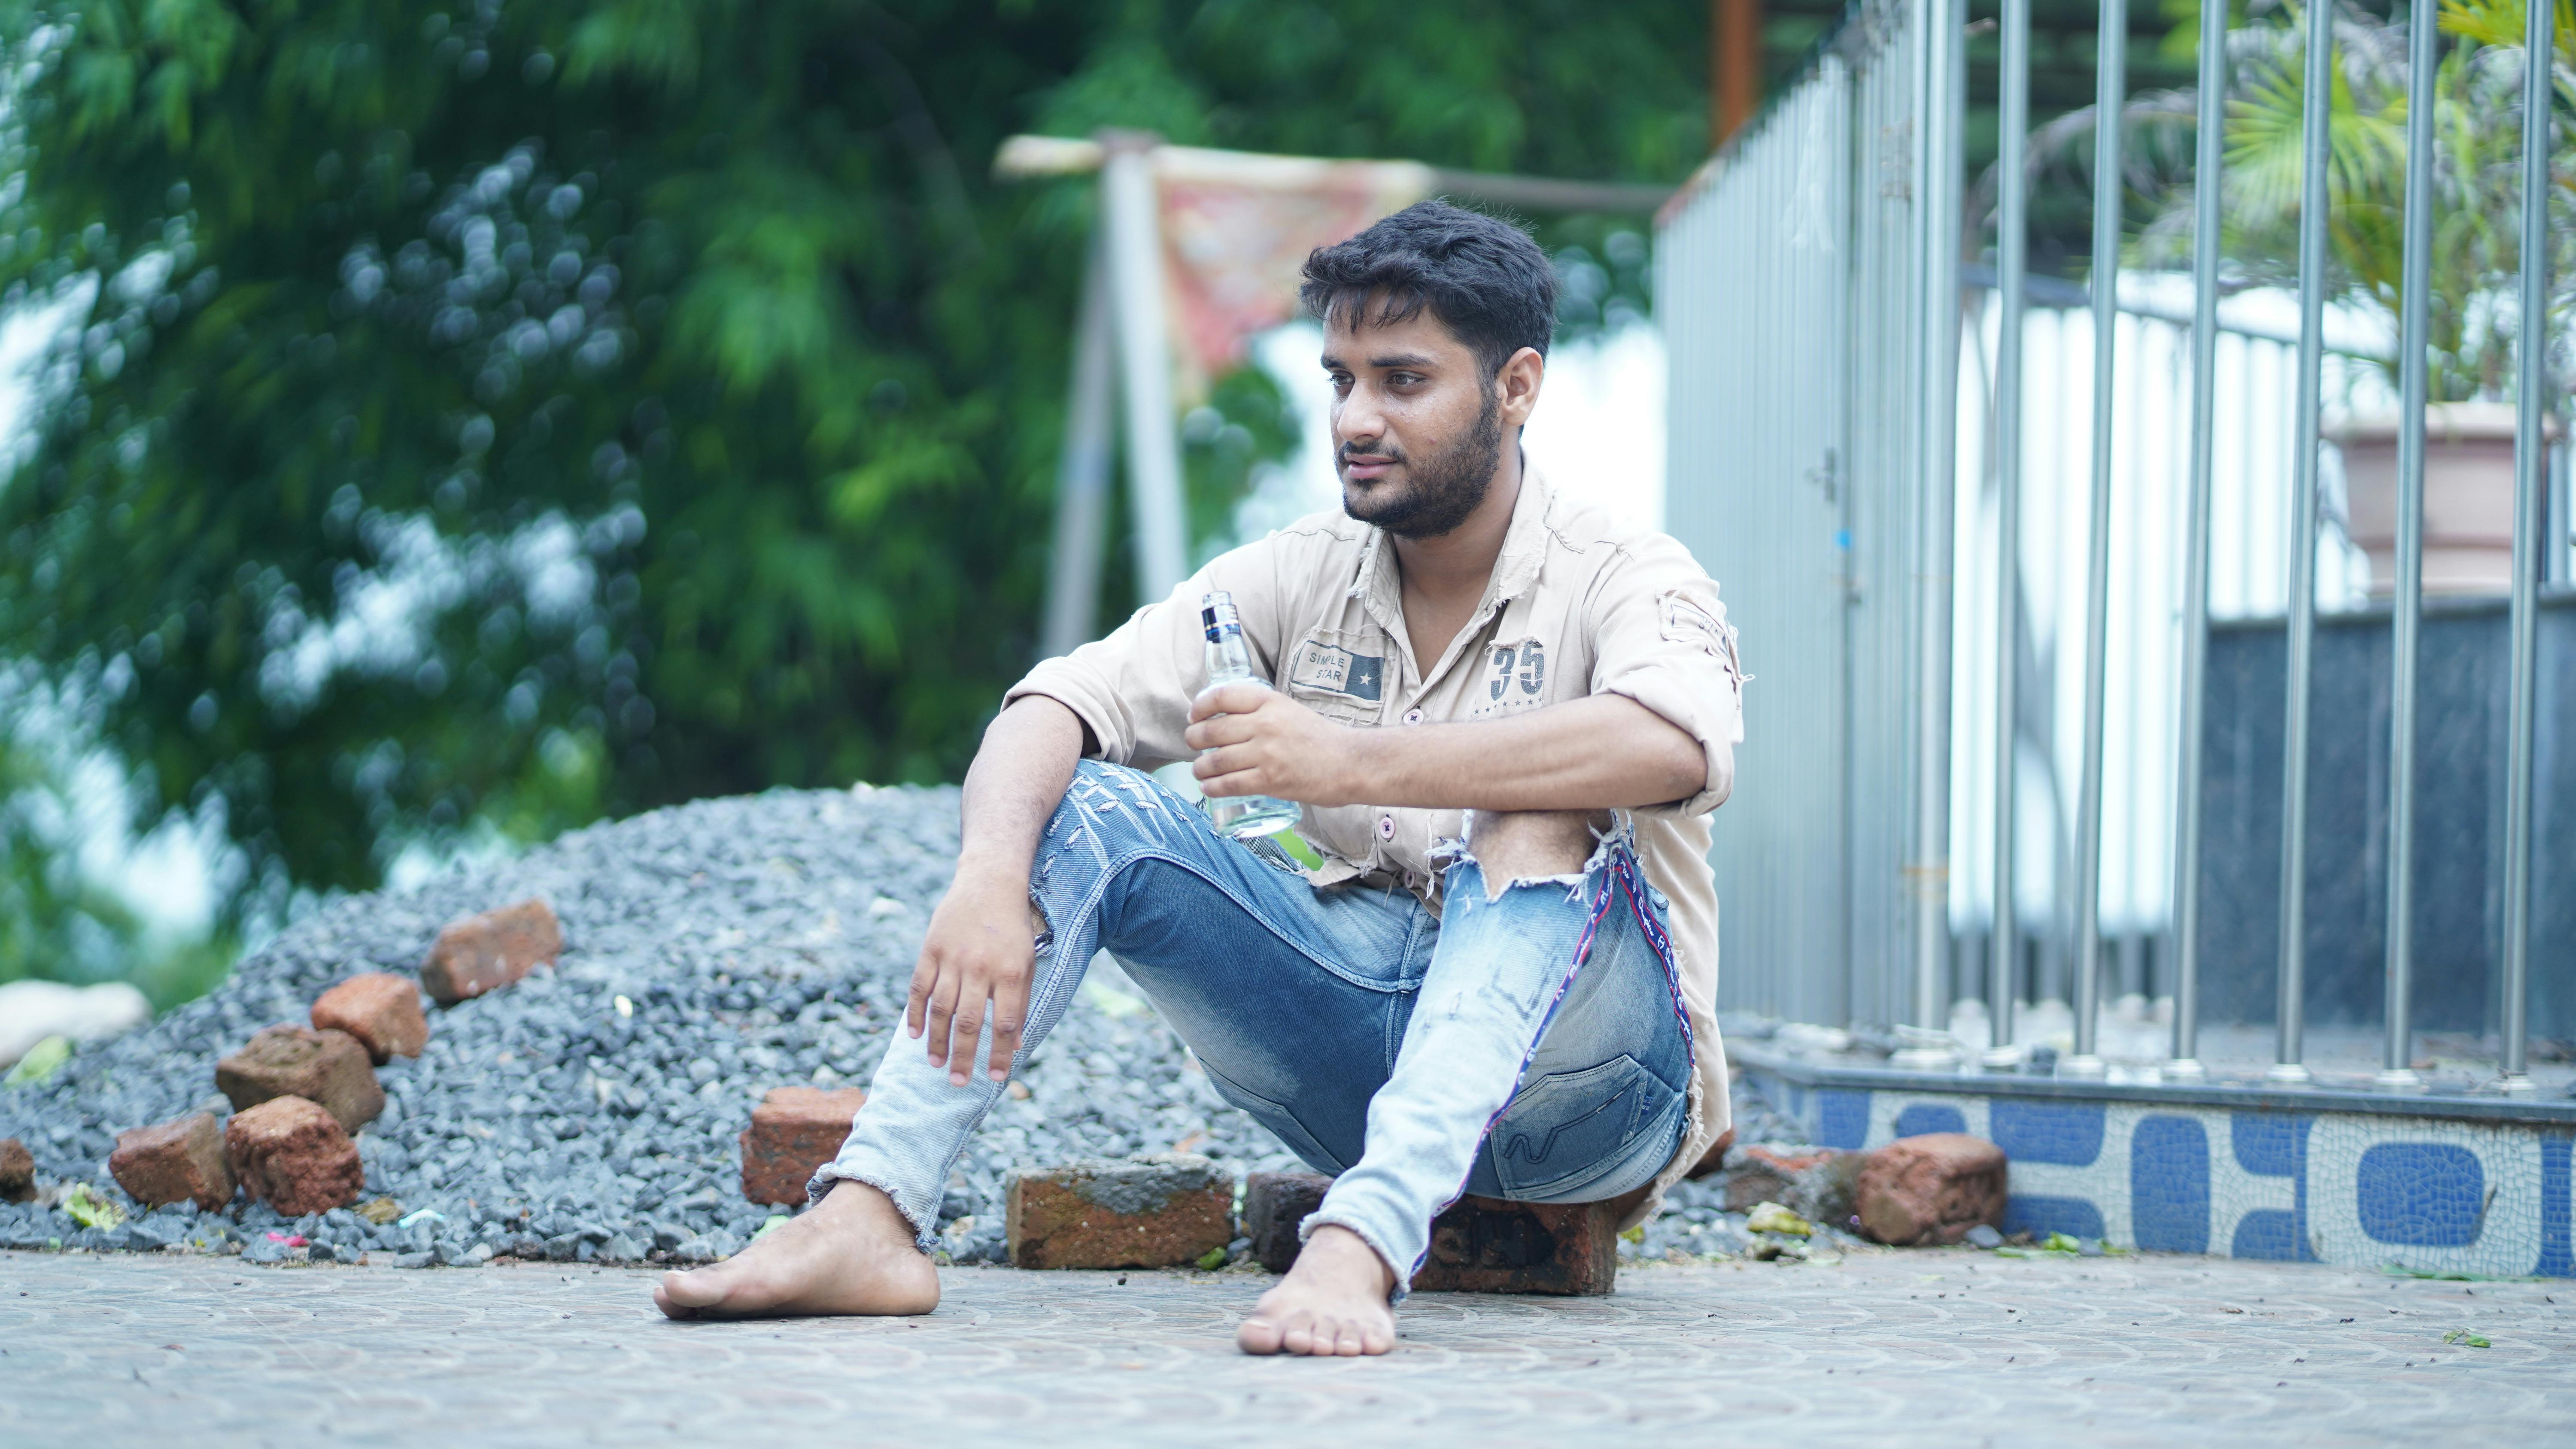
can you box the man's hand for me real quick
[1186,682,1361,804]
[905,865,1037,1086]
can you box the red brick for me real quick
[1005,1155,1233,1269]
[737,1086,869,1206]
[1242,1171,1332,1273]
[0,1137,32,1203]
[1410,1195,1618,1296]
[109,1112,235,1211]
[1853,1132,2008,1246]
[310,973,428,1064]
[224,1096,365,1216]
[419,898,562,1005]
[216,1025,384,1133]
[1723,1143,1862,1224]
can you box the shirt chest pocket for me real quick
[1282,631,1390,725]
[1469,637,1551,718]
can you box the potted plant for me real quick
[2090,0,2574,592]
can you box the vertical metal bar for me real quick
[2173,152,2212,1077]
[2065,0,2128,1077]
[1911,0,1965,1063]
[1984,0,2030,1068]
[2500,0,2553,1095]
[2376,4,2439,1092]
[1100,135,1191,601]
[1042,237,1119,659]
[2270,0,2335,1084]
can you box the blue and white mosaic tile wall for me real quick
[1744,1069,2574,1278]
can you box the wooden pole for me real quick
[1714,0,1764,148]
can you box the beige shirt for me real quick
[1006,468,1743,1225]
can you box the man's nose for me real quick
[1334,388,1386,449]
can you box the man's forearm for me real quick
[954,696,1090,885]
[1342,694,1703,812]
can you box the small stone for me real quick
[1852,1133,2008,1246]
[1963,1222,2004,1249]
[310,973,428,1064]
[419,898,562,1005]
[225,1096,367,1216]
[108,1113,235,1211]
[1005,1155,1233,1270]
[384,1249,436,1269]
[1242,1171,1332,1273]
[355,1196,404,1225]
[0,1137,32,1203]
[1745,1200,1814,1237]
[1412,1196,1618,1296]
[216,1025,384,1134]
[736,1086,869,1206]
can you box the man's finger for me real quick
[1189,680,1272,722]
[987,970,1031,1082]
[904,957,939,1038]
[922,976,960,1067]
[1182,711,1257,753]
[945,990,987,1088]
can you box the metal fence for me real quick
[1659,0,2567,1088]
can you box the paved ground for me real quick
[2,1247,2568,1446]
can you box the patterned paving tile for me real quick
[1,1248,2569,1445]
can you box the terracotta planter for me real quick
[2337,402,2561,597]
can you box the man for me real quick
[655,200,1743,1356]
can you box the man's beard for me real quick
[1340,389,1503,540]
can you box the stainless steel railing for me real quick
[1661,0,2564,1087]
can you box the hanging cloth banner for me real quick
[1149,149,1434,401]
[996,137,1435,402]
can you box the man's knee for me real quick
[1461,809,1610,894]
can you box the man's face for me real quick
[1322,307,1531,539]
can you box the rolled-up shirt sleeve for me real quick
[1001,545,1289,771]
[1587,537,1745,817]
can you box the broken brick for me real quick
[1005,1155,1233,1270]
[109,1112,235,1211]
[1723,1143,1862,1224]
[1853,1132,2008,1246]
[737,1086,869,1206]
[0,1137,32,1203]
[224,1096,365,1216]
[310,973,428,1064]
[216,1025,384,1133]
[1410,1195,1618,1296]
[1242,1170,1332,1273]
[420,898,562,1006]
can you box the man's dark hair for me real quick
[1299,200,1555,377]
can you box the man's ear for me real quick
[1496,346,1545,429]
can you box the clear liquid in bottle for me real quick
[1198,590,1304,840]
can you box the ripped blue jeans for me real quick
[815,760,1692,1295]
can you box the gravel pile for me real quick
[0,781,1825,1270]
[0,784,1305,1266]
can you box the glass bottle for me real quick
[1198,590,1304,839]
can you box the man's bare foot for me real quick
[653,1180,940,1320]
[1236,1224,1397,1355]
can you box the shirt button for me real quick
[1378,815,1397,841]
[1402,708,1425,725]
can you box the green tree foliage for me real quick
[0,0,1707,934]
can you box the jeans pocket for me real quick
[1197,1061,1353,1177]
[1486,1054,1677,1201]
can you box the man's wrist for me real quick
[1337,723,1398,805]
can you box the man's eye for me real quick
[1388,372,1422,387]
